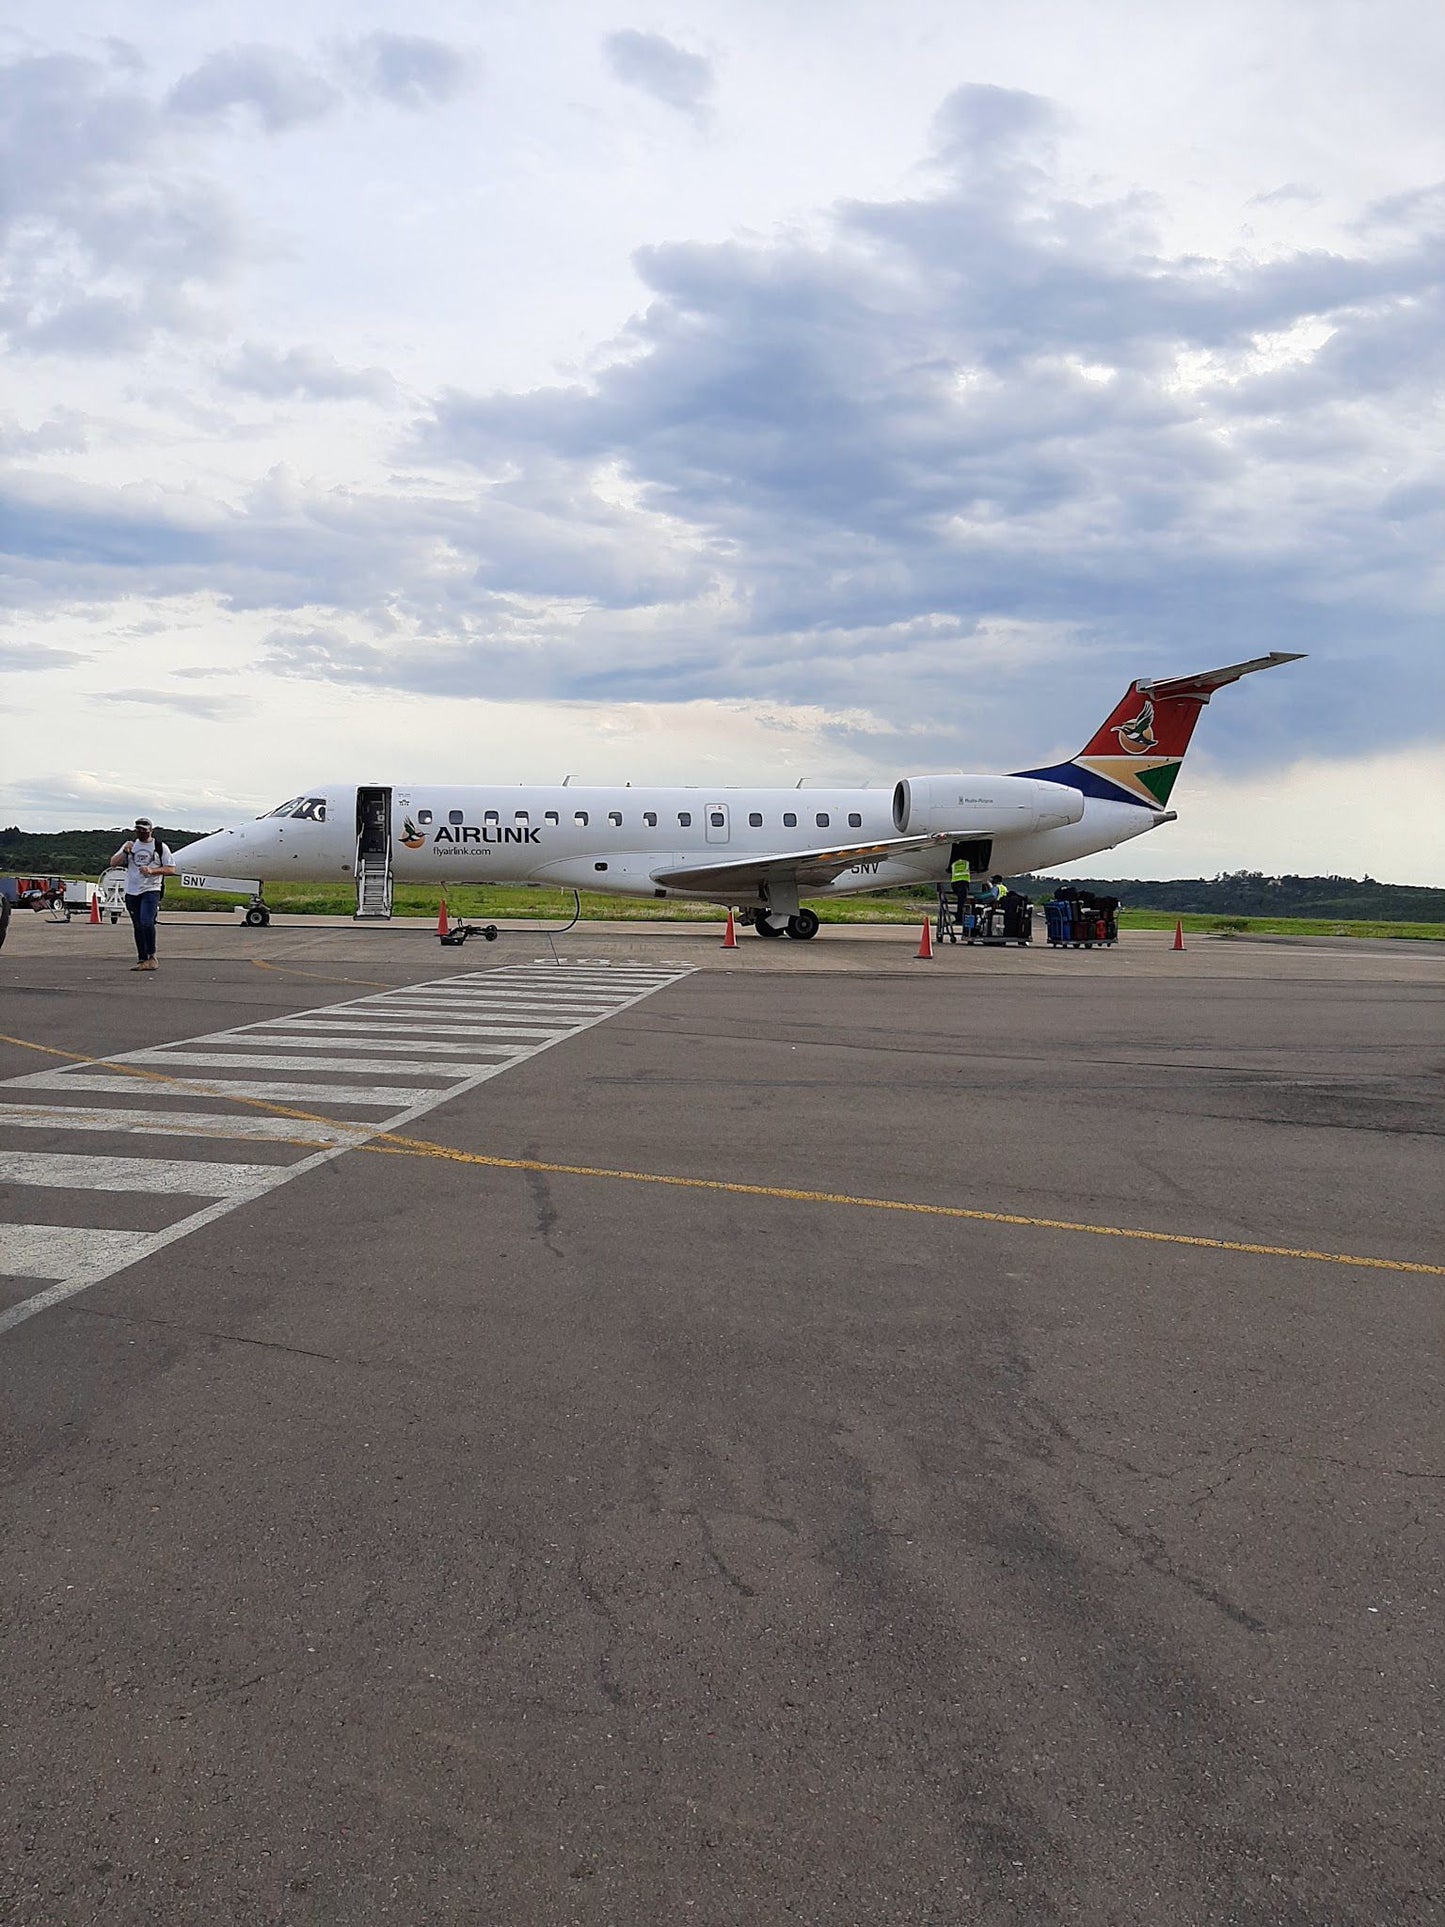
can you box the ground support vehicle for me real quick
[98,869,128,923]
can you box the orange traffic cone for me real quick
[437,899,449,936]
[722,909,738,949]
[88,892,102,925]
[1172,919,1185,951]
[915,915,935,960]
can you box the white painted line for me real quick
[0,1223,154,1281]
[7,1072,443,1108]
[242,1022,569,1044]
[0,961,696,1336]
[121,1050,508,1078]
[187,1032,530,1059]
[0,1104,360,1146]
[0,1151,279,1196]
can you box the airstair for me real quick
[353,784,394,920]
[354,848,392,920]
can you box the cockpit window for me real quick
[259,796,325,822]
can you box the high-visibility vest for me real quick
[950,859,971,885]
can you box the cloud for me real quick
[219,342,398,403]
[3,77,1442,785]
[0,36,473,357]
[0,49,243,352]
[336,34,474,110]
[603,31,714,123]
[166,46,339,132]
[0,410,90,455]
[105,687,242,720]
[0,639,89,669]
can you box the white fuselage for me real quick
[176,778,1167,906]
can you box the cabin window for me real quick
[608,810,623,827]
[448,809,464,824]
[484,809,499,824]
[678,811,692,828]
[544,811,559,824]
[815,812,830,828]
[748,812,763,828]
[643,811,657,828]
[783,811,797,828]
[514,809,529,823]
[710,811,725,829]
[417,809,433,826]
[848,812,862,829]
[573,810,589,826]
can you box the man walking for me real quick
[110,817,176,972]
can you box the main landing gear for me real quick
[742,907,819,940]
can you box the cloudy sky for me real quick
[3,0,1443,880]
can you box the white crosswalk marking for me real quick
[0,1224,155,1281]
[0,1104,359,1145]
[121,1050,510,1077]
[0,959,694,1335]
[0,1152,280,1195]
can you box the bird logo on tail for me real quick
[1114,698,1157,755]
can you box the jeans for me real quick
[125,890,161,960]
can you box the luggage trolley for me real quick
[1043,893,1119,948]
[936,890,1033,947]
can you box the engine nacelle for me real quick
[892,774,1084,838]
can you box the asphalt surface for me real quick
[1,914,1442,1925]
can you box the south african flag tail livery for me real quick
[1015,651,1304,813]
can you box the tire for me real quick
[755,916,786,938]
[483,925,498,941]
[786,909,820,941]
[244,905,270,927]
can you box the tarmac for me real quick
[1,912,1441,1925]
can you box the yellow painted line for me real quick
[3,1032,1441,1280]
[358,1137,1445,1279]
[250,957,400,991]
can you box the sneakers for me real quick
[130,959,159,971]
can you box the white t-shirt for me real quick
[123,838,173,894]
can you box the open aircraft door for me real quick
[354,785,393,920]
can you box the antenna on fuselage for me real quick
[562,774,577,786]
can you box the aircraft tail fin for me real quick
[1023,651,1304,810]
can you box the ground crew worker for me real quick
[110,816,176,972]
[949,853,972,918]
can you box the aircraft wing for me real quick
[1143,652,1306,702]
[650,834,949,896]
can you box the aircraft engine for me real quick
[892,774,1084,838]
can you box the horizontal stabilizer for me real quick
[1144,652,1306,703]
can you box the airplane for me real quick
[173,652,1303,937]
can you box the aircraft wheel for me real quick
[755,916,786,938]
[244,905,270,927]
[786,910,820,940]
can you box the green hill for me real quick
[1007,870,1445,921]
[0,827,207,875]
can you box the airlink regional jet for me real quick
[175,653,1302,938]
